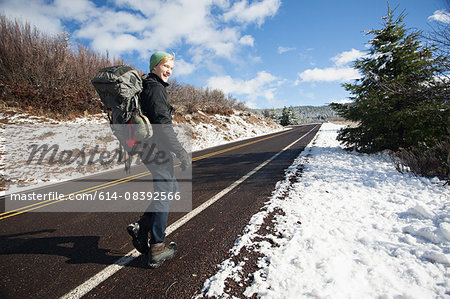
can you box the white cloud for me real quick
[207,71,279,101]
[222,0,281,26]
[332,99,353,104]
[52,0,98,22]
[331,48,366,66]
[299,67,360,82]
[173,58,196,76]
[428,9,450,24]
[299,49,363,83]
[91,33,143,54]
[248,54,262,63]
[0,0,279,63]
[245,100,258,109]
[278,46,296,54]
[0,0,102,35]
[0,0,64,34]
[239,35,255,47]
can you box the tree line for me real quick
[253,105,338,125]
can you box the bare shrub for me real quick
[167,79,248,115]
[0,15,123,119]
[0,15,248,119]
[390,138,449,182]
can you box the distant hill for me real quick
[251,105,340,124]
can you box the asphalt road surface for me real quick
[0,123,321,298]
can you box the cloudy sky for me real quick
[1,0,449,108]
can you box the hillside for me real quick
[0,108,283,194]
[252,105,340,124]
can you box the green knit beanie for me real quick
[149,51,171,72]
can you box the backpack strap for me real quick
[106,109,113,123]
[133,93,152,138]
[140,114,152,137]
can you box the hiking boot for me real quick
[148,242,178,268]
[126,222,149,254]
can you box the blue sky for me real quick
[1,0,449,108]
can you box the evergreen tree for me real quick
[331,7,449,153]
[280,106,290,126]
[288,106,300,125]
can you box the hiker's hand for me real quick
[178,150,191,171]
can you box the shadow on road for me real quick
[0,229,147,269]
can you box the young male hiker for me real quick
[127,51,191,268]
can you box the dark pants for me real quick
[138,143,178,244]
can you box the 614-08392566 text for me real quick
[8,191,182,201]
[4,123,193,213]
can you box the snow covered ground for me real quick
[2,111,448,297]
[200,122,449,299]
[0,109,283,195]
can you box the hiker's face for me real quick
[152,59,174,82]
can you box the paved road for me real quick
[0,124,320,298]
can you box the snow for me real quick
[0,110,283,195]
[2,111,448,297]
[200,122,449,298]
[189,111,285,151]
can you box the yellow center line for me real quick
[2,126,308,219]
[192,129,293,161]
[0,171,152,220]
[1,171,150,217]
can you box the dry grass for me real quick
[0,15,124,119]
[167,79,247,116]
[0,16,247,120]
[389,139,449,182]
[329,117,358,127]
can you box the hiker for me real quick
[127,51,191,268]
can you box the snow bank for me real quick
[188,111,284,151]
[201,123,449,298]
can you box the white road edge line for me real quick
[60,125,318,299]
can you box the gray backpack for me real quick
[91,65,152,155]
